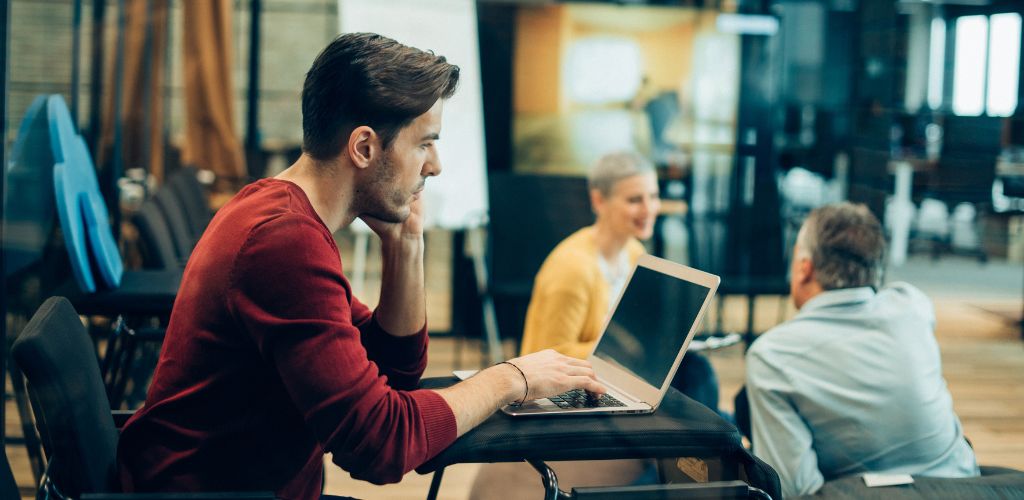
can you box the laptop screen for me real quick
[593,265,711,389]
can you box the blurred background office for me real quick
[1,0,1022,498]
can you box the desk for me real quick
[415,377,779,500]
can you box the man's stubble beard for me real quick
[354,152,408,224]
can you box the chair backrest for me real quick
[47,94,123,293]
[167,168,211,239]
[487,172,592,293]
[5,95,57,278]
[132,199,183,269]
[152,188,195,261]
[11,297,120,497]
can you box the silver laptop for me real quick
[503,254,720,417]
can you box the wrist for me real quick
[489,363,527,406]
[380,233,424,255]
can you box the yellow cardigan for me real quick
[519,226,646,359]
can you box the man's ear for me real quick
[347,126,379,169]
[794,257,815,285]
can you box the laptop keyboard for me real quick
[547,389,626,409]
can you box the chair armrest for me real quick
[111,410,136,429]
[82,493,277,500]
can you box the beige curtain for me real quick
[181,0,246,183]
[99,0,169,182]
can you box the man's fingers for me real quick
[563,357,591,367]
[574,377,607,395]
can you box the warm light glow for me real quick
[565,37,643,104]
[952,15,988,116]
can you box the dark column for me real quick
[88,0,107,154]
[245,0,262,179]
[729,30,784,279]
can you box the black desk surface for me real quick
[415,377,743,474]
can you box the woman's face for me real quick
[594,173,661,241]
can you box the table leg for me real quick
[527,459,570,500]
[425,467,444,500]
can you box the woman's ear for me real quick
[589,188,605,215]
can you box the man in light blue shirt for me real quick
[745,203,979,498]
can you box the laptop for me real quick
[502,254,720,417]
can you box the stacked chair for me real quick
[3,94,213,485]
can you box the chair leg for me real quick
[527,459,570,500]
[425,467,445,500]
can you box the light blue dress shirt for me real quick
[746,283,979,498]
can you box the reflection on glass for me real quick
[952,15,988,116]
[986,13,1021,117]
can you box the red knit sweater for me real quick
[117,179,457,499]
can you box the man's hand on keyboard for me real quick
[506,349,606,402]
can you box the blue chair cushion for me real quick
[47,94,123,293]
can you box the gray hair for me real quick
[796,202,886,290]
[587,151,656,197]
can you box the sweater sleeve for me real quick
[352,297,430,391]
[228,215,456,484]
[520,259,595,359]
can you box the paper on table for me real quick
[862,473,914,487]
[453,369,479,381]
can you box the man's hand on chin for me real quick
[360,197,424,246]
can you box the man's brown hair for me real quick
[301,33,460,160]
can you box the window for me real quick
[927,17,945,111]
[946,12,1022,117]
[986,13,1021,117]
[952,15,988,116]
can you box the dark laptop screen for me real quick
[593,265,711,389]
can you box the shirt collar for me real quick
[798,287,876,315]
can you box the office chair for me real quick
[11,296,276,500]
[485,172,593,349]
[152,188,197,263]
[167,168,213,240]
[132,198,186,270]
[46,94,181,318]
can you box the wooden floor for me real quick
[6,252,1024,498]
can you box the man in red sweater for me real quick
[117,33,604,499]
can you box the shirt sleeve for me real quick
[520,269,594,359]
[746,348,824,498]
[228,215,456,484]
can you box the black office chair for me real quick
[152,187,197,263]
[167,168,213,241]
[133,198,185,270]
[11,296,276,500]
[486,172,593,349]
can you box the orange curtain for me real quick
[99,0,169,182]
[181,0,246,184]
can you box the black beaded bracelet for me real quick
[500,361,528,406]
